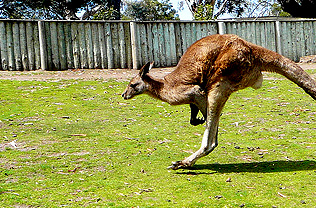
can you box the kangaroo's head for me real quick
[122,62,154,100]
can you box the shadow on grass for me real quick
[175,160,316,175]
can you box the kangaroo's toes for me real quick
[167,161,190,170]
[190,117,205,126]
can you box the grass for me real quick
[0,70,315,207]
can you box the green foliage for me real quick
[123,0,179,21]
[0,70,316,207]
[271,3,291,17]
[93,6,120,20]
[194,4,214,20]
[0,0,114,20]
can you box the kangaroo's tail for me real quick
[256,47,316,100]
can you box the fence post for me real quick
[130,21,139,69]
[218,21,225,35]
[38,20,47,70]
[275,20,282,55]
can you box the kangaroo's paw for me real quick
[190,117,205,126]
[167,161,191,170]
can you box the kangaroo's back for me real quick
[164,34,232,87]
[165,34,316,100]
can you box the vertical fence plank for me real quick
[209,22,218,35]
[71,22,80,69]
[6,22,15,71]
[164,23,172,67]
[184,23,191,50]
[50,22,60,70]
[124,22,132,69]
[282,21,291,59]
[130,22,138,69]
[111,23,120,68]
[89,23,97,69]
[303,21,312,56]
[169,23,177,66]
[44,22,52,70]
[84,23,94,69]
[26,22,35,70]
[57,22,67,70]
[312,21,316,55]
[158,23,166,67]
[105,22,113,69]
[98,23,107,69]
[13,22,22,70]
[290,22,297,61]
[91,23,100,69]
[139,23,148,66]
[151,23,159,67]
[240,22,246,39]
[0,21,8,70]
[199,23,206,38]
[118,22,126,68]
[195,23,202,40]
[19,22,28,70]
[78,23,88,68]
[191,22,197,44]
[297,21,305,62]
[33,21,40,70]
[64,22,74,69]
[135,23,142,68]
[274,21,282,55]
[174,23,182,62]
[266,22,275,51]
[179,23,186,54]
[146,23,154,63]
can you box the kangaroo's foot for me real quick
[190,117,205,126]
[167,160,192,170]
[190,104,205,126]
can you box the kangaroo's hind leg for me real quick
[169,82,232,170]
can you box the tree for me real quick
[184,0,248,20]
[0,0,121,20]
[122,0,179,21]
[186,0,309,20]
[193,4,214,20]
[270,2,291,17]
[277,0,316,18]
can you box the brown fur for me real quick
[122,34,316,170]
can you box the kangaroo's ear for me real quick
[139,61,154,78]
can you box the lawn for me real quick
[0,69,315,207]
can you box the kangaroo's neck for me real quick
[143,75,168,101]
[143,74,186,105]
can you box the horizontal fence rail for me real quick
[0,19,315,71]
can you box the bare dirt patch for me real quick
[0,68,174,82]
[0,63,315,81]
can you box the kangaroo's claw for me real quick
[167,161,190,170]
[190,117,205,126]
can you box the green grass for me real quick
[0,71,315,207]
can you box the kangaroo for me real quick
[122,34,316,170]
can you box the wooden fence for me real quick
[0,19,316,71]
